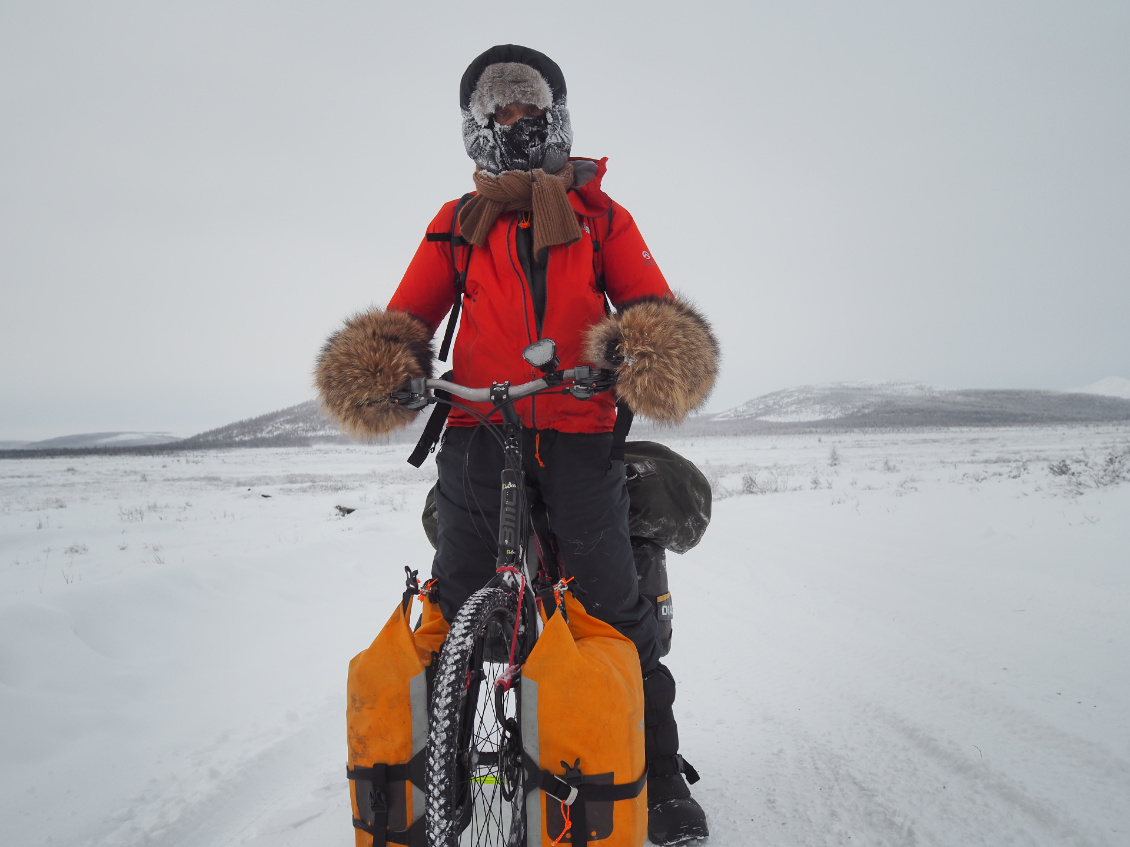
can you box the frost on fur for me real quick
[314,309,434,437]
[584,297,720,425]
[469,62,553,127]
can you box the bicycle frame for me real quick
[391,355,615,646]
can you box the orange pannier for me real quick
[521,591,647,847]
[346,581,449,847]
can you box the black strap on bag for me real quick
[407,371,453,467]
[424,193,475,362]
[347,747,428,847]
[524,752,647,847]
[610,400,634,463]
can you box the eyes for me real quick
[493,103,545,126]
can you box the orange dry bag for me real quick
[346,575,449,847]
[521,590,647,847]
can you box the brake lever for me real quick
[568,366,615,400]
[389,377,431,411]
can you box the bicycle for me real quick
[389,338,620,847]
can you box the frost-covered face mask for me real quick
[462,100,572,175]
[493,114,549,171]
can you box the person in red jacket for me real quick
[317,45,717,845]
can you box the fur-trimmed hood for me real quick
[459,45,572,174]
[466,62,553,128]
[459,45,566,123]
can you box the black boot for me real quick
[643,665,709,845]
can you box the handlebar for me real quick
[388,366,615,412]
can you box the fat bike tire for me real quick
[426,587,527,847]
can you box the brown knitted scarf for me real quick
[458,163,583,256]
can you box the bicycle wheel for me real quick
[427,587,529,847]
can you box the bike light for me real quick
[522,338,559,373]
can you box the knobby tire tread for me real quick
[426,587,525,847]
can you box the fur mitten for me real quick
[583,297,719,424]
[314,308,434,437]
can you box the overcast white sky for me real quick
[2,1,1128,440]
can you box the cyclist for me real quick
[319,45,718,845]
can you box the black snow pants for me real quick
[430,424,662,674]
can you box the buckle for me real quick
[545,774,579,806]
[368,786,388,814]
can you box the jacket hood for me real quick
[460,45,572,174]
[568,156,613,217]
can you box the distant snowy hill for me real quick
[179,400,344,448]
[178,399,426,448]
[0,401,424,456]
[20,431,182,450]
[1073,376,1130,400]
[676,381,1130,434]
[711,381,944,423]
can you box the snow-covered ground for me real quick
[2,425,1129,846]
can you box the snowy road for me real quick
[2,426,1128,846]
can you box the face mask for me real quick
[493,115,549,171]
[463,102,572,175]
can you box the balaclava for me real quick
[460,45,572,174]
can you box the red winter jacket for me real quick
[387,158,672,433]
